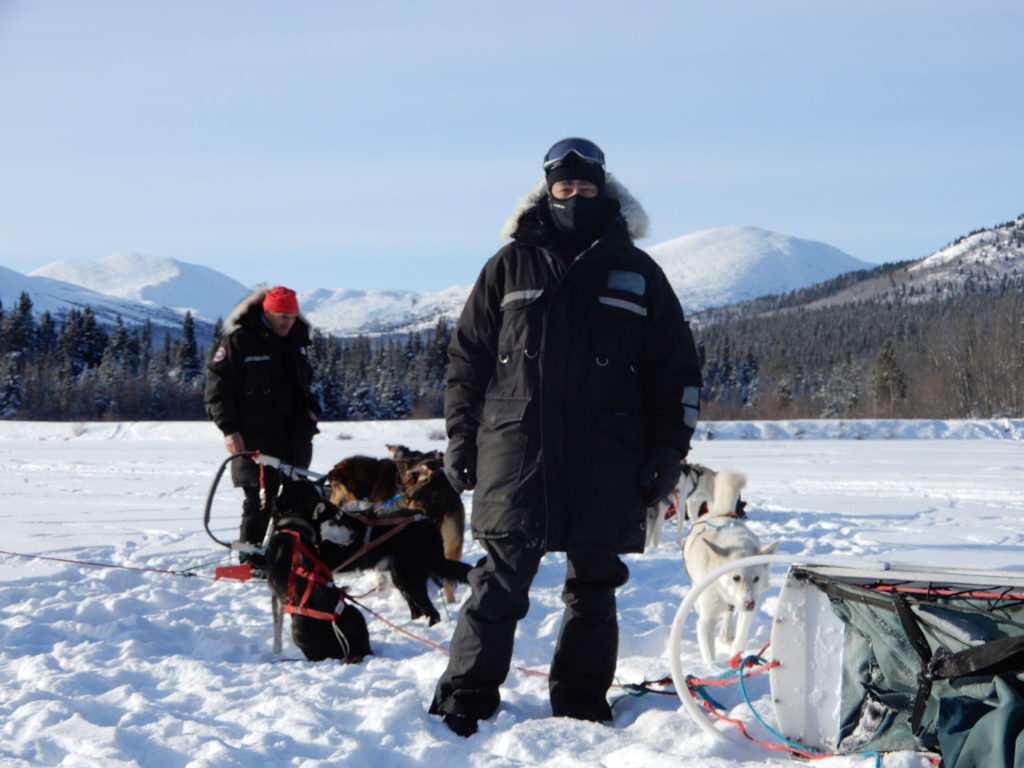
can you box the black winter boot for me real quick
[442,713,478,737]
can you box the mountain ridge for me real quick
[693,213,1024,323]
[5,217,1019,338]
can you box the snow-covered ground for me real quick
[1,418,1022,768]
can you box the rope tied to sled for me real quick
[683,643,892,766]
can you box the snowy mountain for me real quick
[300,226,868,334]
[8,216,1019,338]
[908,213,1024,284]
[298,284,472,337]
[29,252,252,324]
[712,213,1024,316]
[646,225,869,311]
[0,262,194,332]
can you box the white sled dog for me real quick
[644,462,718,548]
[682,469,778,664]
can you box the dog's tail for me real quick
[711,469,747,517]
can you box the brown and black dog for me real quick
[273,477,470,627]
[327,447,466,603]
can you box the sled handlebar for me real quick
[251,451,326,482]
[203,451,258,548]
[203,452,328,548]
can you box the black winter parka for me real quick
[204,290,320,484]
[446,182,702,554]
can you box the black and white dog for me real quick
[273,478,471,628]
[265,486,373,663]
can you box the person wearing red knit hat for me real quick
[204,286,321,571]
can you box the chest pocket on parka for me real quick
[590,270,649,408]
[495,287,545,375]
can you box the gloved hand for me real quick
[444,432,478,493]
[640,445,683,506]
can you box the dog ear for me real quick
[735,499,747,518]
[759,541,779,555]
[703,539,732,557]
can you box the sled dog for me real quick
[281,476,471,626]
[646,462,737,547]
[265,485,373,663]
[682,469,777,664]
[328,450,466,603]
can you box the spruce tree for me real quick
[36,311,57,358]
[873,340,908,417]
[0,292,35,357]
[0,360,22,417]
[175,312,202,385]
[78,307,107,369]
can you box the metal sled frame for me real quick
[668,555,1024,761]
[202,451,327,549]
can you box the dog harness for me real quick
[683,465,704,499]
[331,504,425,572]
[663,491,680,521]
[281,529,347,622]
[691,517,744,531]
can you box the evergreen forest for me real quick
[1,281,1021,423]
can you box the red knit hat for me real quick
[262,286,299,314]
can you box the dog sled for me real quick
[670,555,1024,767]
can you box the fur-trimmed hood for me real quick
[224,287,312,342]
[499,173,649,242]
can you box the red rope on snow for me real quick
[0,549,217,580]
[344,594,454,653]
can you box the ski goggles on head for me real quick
[542,137,605,171]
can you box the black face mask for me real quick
[547,193,607,242]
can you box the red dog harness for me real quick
[664,491,680,521]
[282,529,346,622]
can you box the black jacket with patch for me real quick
[204,290,320,481]
[446,180,702,553]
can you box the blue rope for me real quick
[689,684,727,712]
[374,494,403,511]
[733,654,883,767]
[699,518,742,531]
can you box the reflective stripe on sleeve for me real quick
[598,296,648,317]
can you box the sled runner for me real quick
[670,556,1024,767]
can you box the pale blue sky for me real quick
[1,0,1021,293]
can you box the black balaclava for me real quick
[545,157,610,256]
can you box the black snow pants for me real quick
[430,534,630,722]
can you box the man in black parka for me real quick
[204,286,320,552]
[430,138,702,736]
